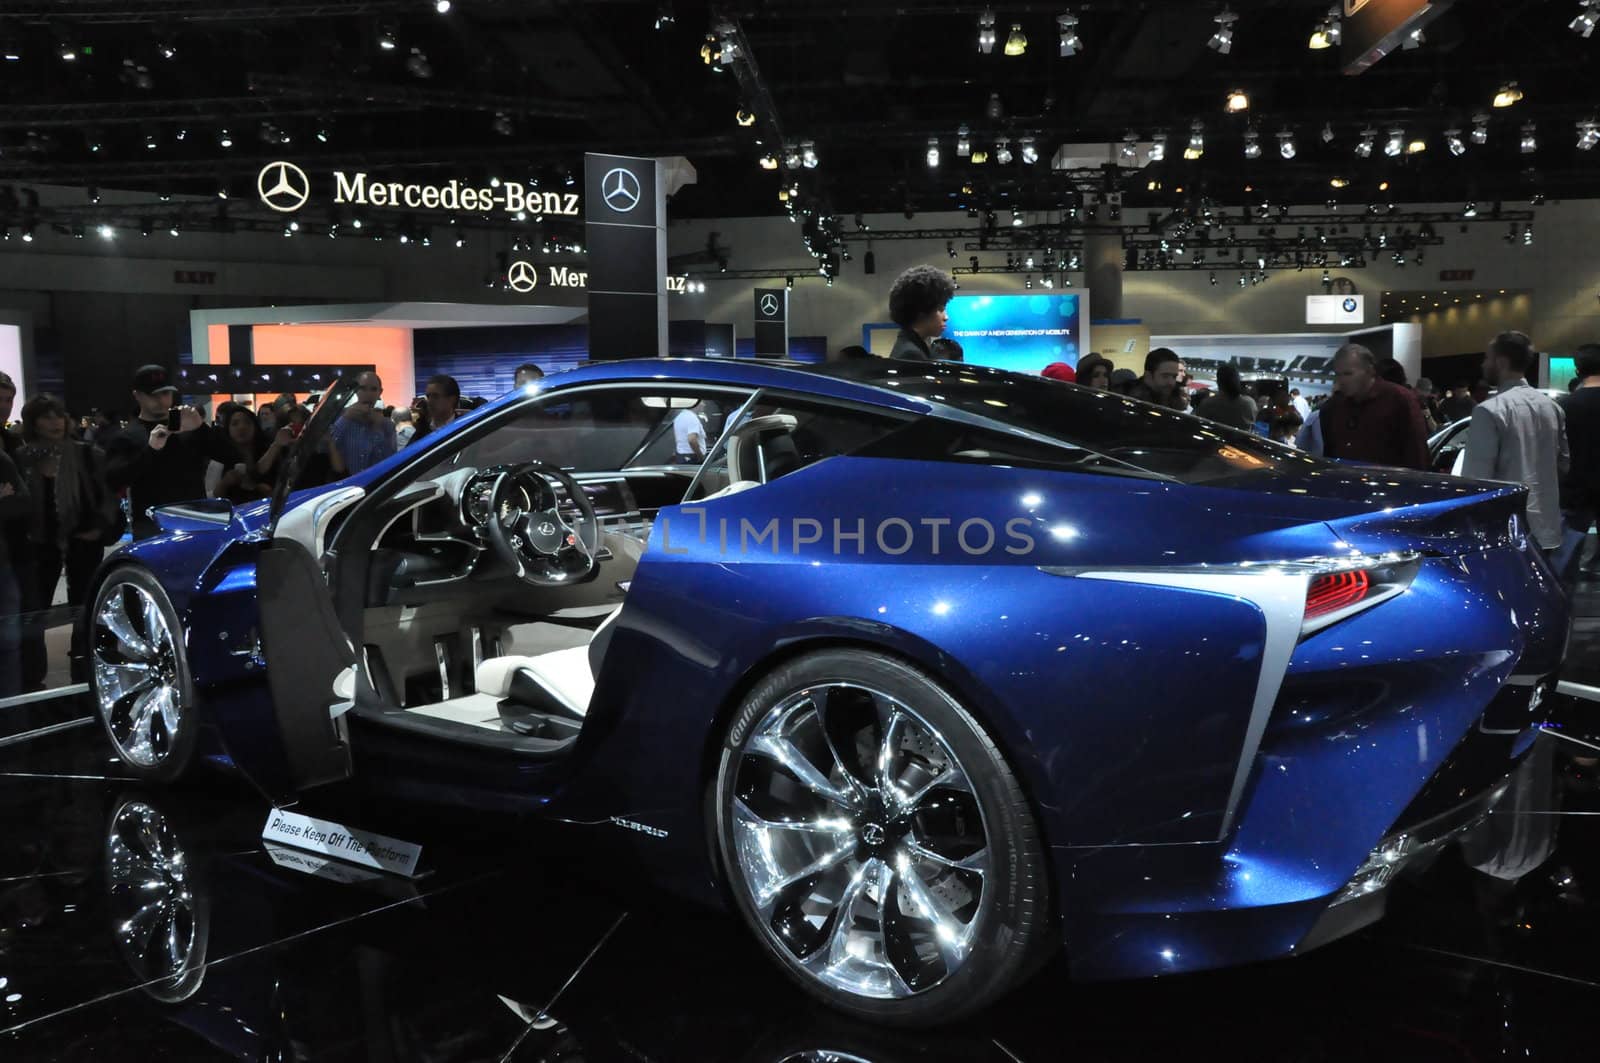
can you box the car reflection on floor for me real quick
[0,714,1598,1060]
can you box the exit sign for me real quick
[1439,269,1475,282]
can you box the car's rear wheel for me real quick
[89,567,198,782]
[713,649,1052,1025]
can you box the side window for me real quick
[412,389,748,478]
[687,397,909,501]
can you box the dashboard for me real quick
[456,466,642,534]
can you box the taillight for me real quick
[1300,555,1419,637]
[1305,570,1371,621]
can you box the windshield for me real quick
[815,360,1304,484]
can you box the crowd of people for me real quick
[0,360,534,695]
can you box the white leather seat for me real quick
[701,479,760,501]
[474,603,623,719]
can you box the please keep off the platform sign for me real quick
[262,809,422,878]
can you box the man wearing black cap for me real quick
[104,364,235,538]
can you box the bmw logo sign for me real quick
[1342,297,1358,313]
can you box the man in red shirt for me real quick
[1318,343,1429,470]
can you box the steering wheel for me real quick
[482,461,601,586]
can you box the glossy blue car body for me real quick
[101,357,1568,983]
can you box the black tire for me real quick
[88,565,200,783]
[712,648,1053,1026]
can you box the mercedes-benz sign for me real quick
[601,167,642,213]
[258,161,311,213]
[759,293,781,317]
[507,260,539,294]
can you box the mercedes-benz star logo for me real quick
[507,260,539,294]
[601,167,642,213]
[860,822,886,846]
[257,161,310,213]
[759,293,781,317]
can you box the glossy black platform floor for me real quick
[5,636,1600,1059]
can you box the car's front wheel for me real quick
[88,567,199,782]
[713,648,1052,1025]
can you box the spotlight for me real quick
[492,111,514,136]
[956,125,971,157]
[1243,129,1261,159]
[56,28,78,62]
[995,137,1013,164]
[316,124,330,143]
[216,181,229,200]
[1148,132,1166,161]
[1521,123,1538,153]
[1524,224,1534,246]
[1121,132,1139,160]
[927,138,940,167]
[1579,120,1600,151]
[947,241,956,258]
[145,130,159,150]
[157,39,177,60]
[654,1,674,29]
[1330,176,1350,188]
[86,185,99,204]
[378,25,398,50]
[977,8,996,53]
[1321,122,1335,144]
[1019,136,1038,164]
[783,145,802,169]
[1354,127,1376,157]
[1184,121,1205,160]
[1011,207,1023,227]
[1208,7,1237,54]
[736,107,756,127]
[758,154,778,170]
[1445,128,1466,156]
[1406,137,1426,155]
[1278,129,1296,159]
[406,47,432,78]
[219,127,233,148]
[1004,23,1027,56]
[1472,113,1490,144]
[1574,0,1599,37]
[1225,89,1249,113]
[1462,201,1478,217]
[97,224,114,240]
[435,0,452,12]
[1402,27,1424,50]
[1493,82,1523,108]
[1309,5,1341,49]
[1058,12,1083,56]
[1384,128,1404,158]
[800,141,819,168]
[987,92,1004,120]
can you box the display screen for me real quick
[945,293,1084,375]
[1548,356,1577,393]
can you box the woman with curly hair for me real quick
[886,265,957,361]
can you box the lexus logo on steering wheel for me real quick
[507,260,538,293]
[537,521,556,537]
[257,161,310,213]
[601,167,642,213]
[759,293,781,317]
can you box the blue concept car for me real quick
[84,357,1569,1024]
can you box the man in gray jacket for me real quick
[1461,331,1568,553]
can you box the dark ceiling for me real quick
[0,1,1593,240]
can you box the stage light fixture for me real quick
[435,0,452,12]
[1384,128,1404,157]
[736,107,756,127]
[1402,27,1424,49]
[801,141,819,168]
[1462,201,1478,217]
[927,138,940,167]
[1493,82,1522,108]
[987,92,1004,120]
[1278,129,1296,159]
[1524,224,1534,246]
[1011,207,1023,227]
[1058,12,1082,56]
[1243,129,1261,159]
[758,154,777,170]
[1444,128,1465,156]
[1147,132,1166,161]
[1406,136,1426,155]
[957,125,971,157]
[1208,8,1237,54]
[1225,89,1249,113]
[1354,128,1376,157]
[1184,122,1205,160]
[218,127,233,148]
[1321,122,1335,144]
[1520,123,1538,153]
[1330,176,1350,188]
[378,25,398,50]
[1573,0,1599,37]
[978,9,996,53]
[1579,120,1600,150]
[406,47,432,78]
[1004,23,1027,56]
[995,138,1013,164]
[1019,136,1038,164]
[1309,5,1340,49]
[1472,113,1490,144]
[492,111,513,136]
[97,224,114,240]
[1121,132,1139,160]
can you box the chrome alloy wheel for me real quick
[728,683,991,1000]
[93,582,184,768]
[107,799,204,999]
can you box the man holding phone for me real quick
[104,364,236,539]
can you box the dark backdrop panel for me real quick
[737,336,825,363]
[1423,353,1487,391]
[412,324,591,400]
[668,320,707,357]
[53,291,194,417]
